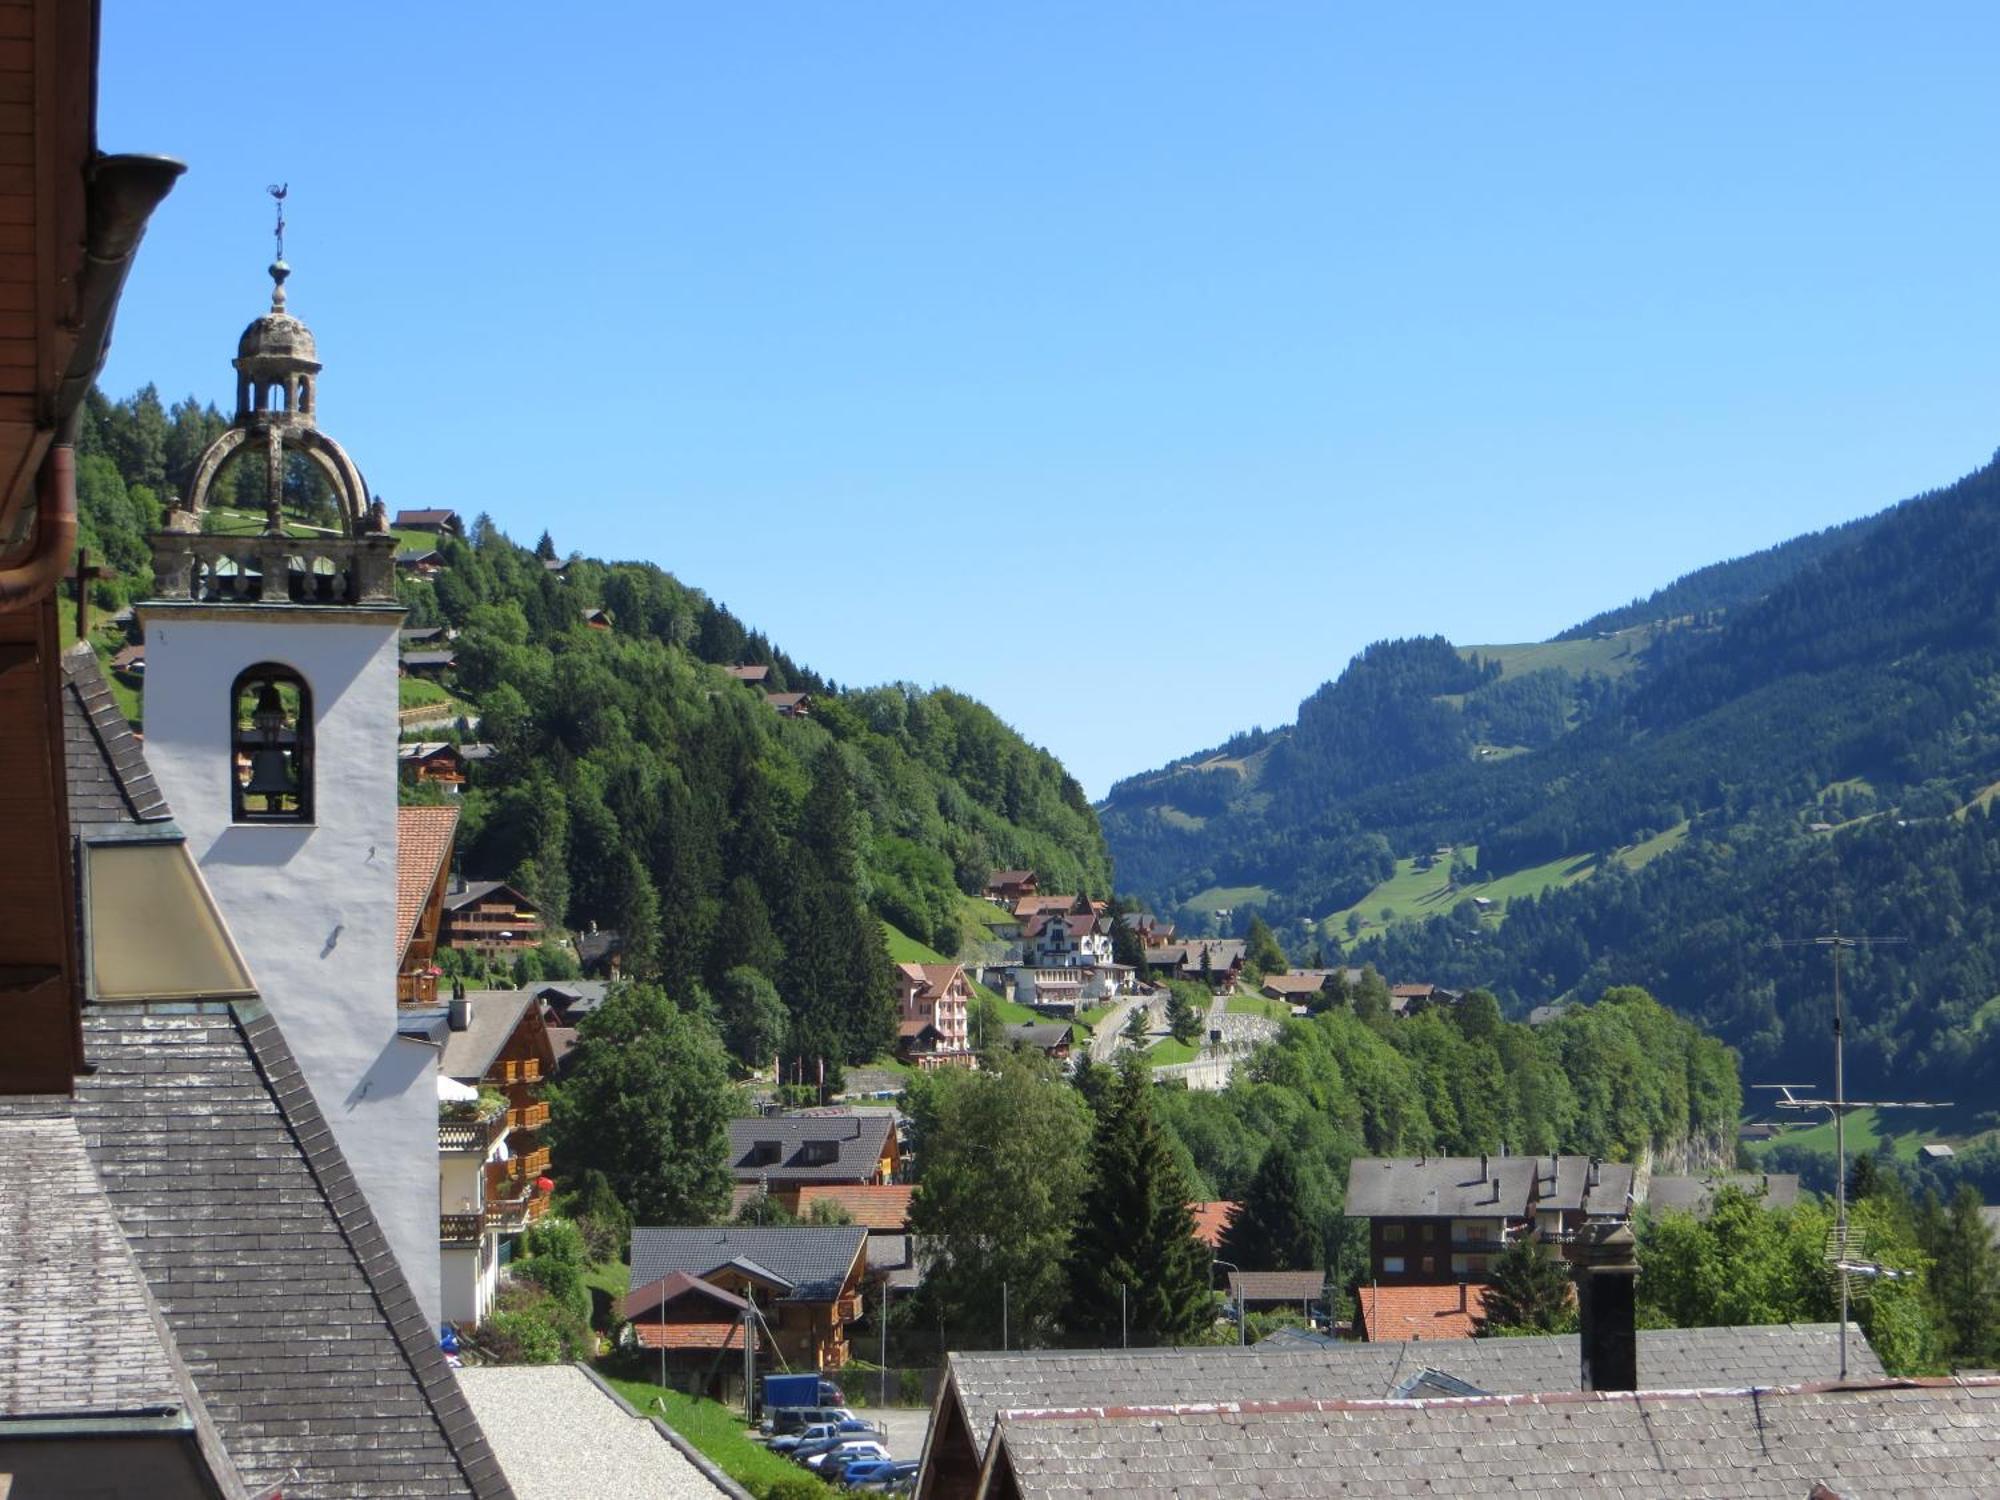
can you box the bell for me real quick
[244,746,294,800]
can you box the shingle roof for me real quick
[1227,1271,1327,1304]
[630,1227,867,1304]
[796,1184,916,1231]
[61,643,170,826]
[1356,1281,1491,1340]
[440,989,540,1082]
[0,1107,186,1421]
[725,1114,894,1183]
[981,1379,2000,1499]
[396,804,460,959]
[1188,1201,1237,1250]
[73,1002,513,1499]
[1346,1155,1540,1218]
[1646,1171,1802,1218]
[402,649,458,668]
[394,508,459,526]
[443,879,533,912]
[921,1324,1882,1499]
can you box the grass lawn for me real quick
[1226,994,1291,1022]
[1460,629,1657,682]
[1077,1004,1113,1031]
[1182,883,1273,918]
[1611,821,1690,872]
[398,676,454,708]
[600,1372,832,1497]
[57,607,143,726]
[582,1258,629,1302]
[1147,1036,1200,1067]
[881,921,1039,1023]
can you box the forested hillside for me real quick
[1103,447,2000,1097]
[71,385,1110,1071]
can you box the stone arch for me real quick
[180,425,370,534]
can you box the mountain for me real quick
[70,384,1110,1073]
[1101,449,2000,1099]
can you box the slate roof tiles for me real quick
[982,1379,2000,1499]
[60,642,169,826]
[72,1002,513,1500]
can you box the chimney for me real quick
[448,986,470,1031]
[1479,1152,1489,1181]
[1575,1220,1640,1393]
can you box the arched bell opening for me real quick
[230,663,313,823]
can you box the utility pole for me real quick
[879,1281,888,1409]
[1001,1281,1008,1353]
[1120,1284,1127,1350]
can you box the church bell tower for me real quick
[138,204,442,1322]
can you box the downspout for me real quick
[0,152,182,610]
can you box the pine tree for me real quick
[1927,1185,2000,1369]
[1475,1236,1575,1335]
[535,530,558,561]
[1064,1061,1213,1346]
[1218,1140,1319,1271]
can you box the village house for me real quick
[581,606,611,629]
[1010,965,1128,1015]
[626,1226,871,1372]
[1117,909,1175,946]
[724,662,771,684]
[1002,1020,1076,1061]
[1227,1270,1329,1323]
[442,878,544,953]
[896,961,975,1068]
[1643,1171,1801,1219]
[727,1113,902,1191]
[983,868,1038,903]
[577,925,625,976]
[1258,968,1335,1005]
[1188,1200,1239,1251]
[437,988,559,1327]
[400,739,469,790]
[394,506,464,535]
[1145,938,1248,991]
[396,547,445,577]
[400,646,457,676]
[765,689,811,716]
[1021,891,1116,968]
[396,804,459,1005]
[1344,1154,1633,1289]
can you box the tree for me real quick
[1064,1060,1213,1346]
[547,983,734,1225]
[1164,984,1202,1046]
[906,1050,1091,1350]
[1123,1005,1151,1045]
[1924,1185,2000,1368]
[535,530,558,561]
[716,965,788,1071]
[1217,1139,1318,1272]
[1245,914,1286,977]
[1475,1237,1575,1335]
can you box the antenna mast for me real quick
[1764,931,1943,1380]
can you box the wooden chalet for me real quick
[765,690,810,718]
[983,869,1037,902]
[394,804,459,1004]
[398,739,466,790]
[441,879,542,952]
[627,1226,870,1372]
[392,506,462,536]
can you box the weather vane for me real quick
[267,182,288,264]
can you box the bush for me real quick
[515,1254,590,1326]
[760,1476,826,1500]
[482,1281,589,1362]
[523,1216,587,1265]
[898,1368,926,1406]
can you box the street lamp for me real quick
[1211,1258,1246,1347]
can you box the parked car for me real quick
[771,1418,869,1455]
[764,1405,859,1438]
[789,1424,884,1465]
[838,1456,912,1489]
[806,1440,890,1476]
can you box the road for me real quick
[1088,993,1155,1063]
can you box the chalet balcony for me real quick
[508,1100,551,1131]
[505,1145,552,1180]
[440,1213,482,1245]
[399,970,438,1005]
[494,1058,542,1085]
[438,1111,510,1156]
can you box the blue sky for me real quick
[99,3,2000,797]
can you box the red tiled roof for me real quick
[1357,1281,1492,1342]
[395,805,460,961]
[1187,1201,1237,1250]
[632,1320,748,1351]
[796,1185,915,1232]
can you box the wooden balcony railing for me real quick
[437,1111,509,1155]
[399,970,438,1005]
[506,1146,551,1179]
[440,1213,482,1244]
[508,1100,550,1131]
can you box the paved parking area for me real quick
[851,1406,933,1460]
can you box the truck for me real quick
[760,1372,845,1419]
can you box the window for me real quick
[1382,1256,1405,1275]
[1420,1223,1436,1242]
[231,665,312,822]
[1420,1256,1435,1273]
[1382,1225,1405,1244]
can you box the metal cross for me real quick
[267,182,288,263]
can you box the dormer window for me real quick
[231,664,311,822]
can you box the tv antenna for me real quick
[1757,930,1947,1379]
